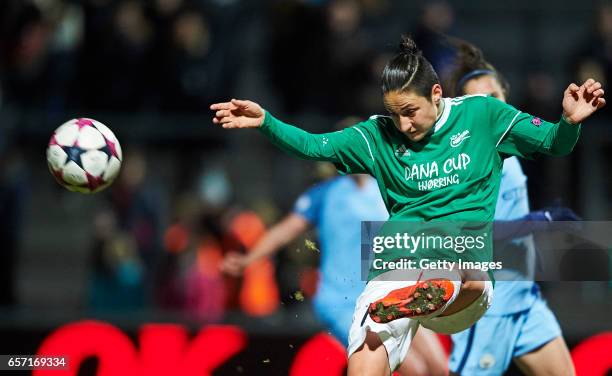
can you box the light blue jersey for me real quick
[293,175,388,344]
[489,156,538,315]
[495,156,529,220]
[450,156,562,374]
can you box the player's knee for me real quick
[459,269,487,297]
[461,279,485,296]
[348,332,390,376]
[348,357,389,376]
[459,269,488,285]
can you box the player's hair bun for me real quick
[399,35,421,56]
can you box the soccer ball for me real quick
[46,118,122,193]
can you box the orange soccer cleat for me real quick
[368,279,455,323]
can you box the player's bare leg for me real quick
[397,327,447,376]
[513,336,575,376]
[348,330,392,376]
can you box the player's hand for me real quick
[220,252,248,276]
[562,79,606,124]
[210,99,265,128]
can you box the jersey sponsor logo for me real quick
[531,117,542,127]
[395,145,411,158]
[450,130,471,148]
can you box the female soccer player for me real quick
[210,36,605,375]
[447,39,576,376]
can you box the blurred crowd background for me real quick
[0,0,611,351]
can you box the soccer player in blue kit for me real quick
[446,39,577,376]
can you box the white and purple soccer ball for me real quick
[46,118,122,193]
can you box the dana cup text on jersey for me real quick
[404,153,471,191]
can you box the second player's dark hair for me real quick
[448,38,510,97]
[381,35,440,101]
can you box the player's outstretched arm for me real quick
[562,78,606,125]
[211,99,371,172]
[497,78,606,158]
[221,213,309,276]
[499,79,605,157]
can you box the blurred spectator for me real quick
[45,0,83,113]
[323,0,377,116]
[0,2,52,108]
[266,0,379,115]
[89,209,145,311]
[71,0,113,110]
[157,8,232,112]
[183,214,227,322]
[159,198,229,322]
[266,1,330,113]
[155,0,184,18]
[0,139,28,307]
[225,210,279,316]
[160,182,281,320]
[105,0,156,109]
[76,0,156,111]
[571,3,612,119]
[158,193,199,309]
[110,149,166,304]
[412,0,456,85]
[149,0,184,104]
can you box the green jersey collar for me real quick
[434,98,452,133]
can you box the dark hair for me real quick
[448,38,510,97]
[381,35,440,101]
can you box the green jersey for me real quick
[260,95,581,279]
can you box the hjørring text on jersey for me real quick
[405,153,471,191]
